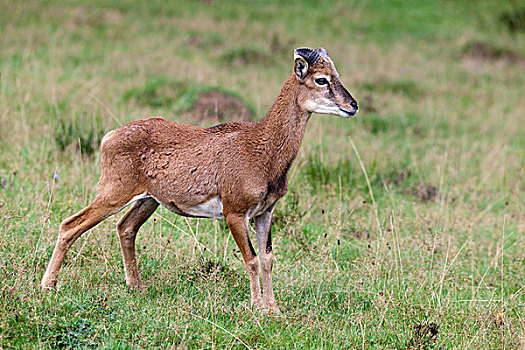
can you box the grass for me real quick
[0,0,524,348]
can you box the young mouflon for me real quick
[41,47,358,313]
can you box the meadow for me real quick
[0,0,524,348]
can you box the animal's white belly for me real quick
[183,196,224,219]
[181,197,268,219]
[133,194,270,220]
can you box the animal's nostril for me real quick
[350,101,358,109]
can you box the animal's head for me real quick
[293,47,358,118]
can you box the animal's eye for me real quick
[315,78,329,86]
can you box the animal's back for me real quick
[98,117,257,210]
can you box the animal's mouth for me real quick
[339,108,357,118]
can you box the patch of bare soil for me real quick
[402,183,440,202]
[462,40,523,63]
[186,91,254,123]
[406,322,440,348]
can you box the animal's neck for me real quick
[256,74,311,179]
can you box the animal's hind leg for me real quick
[41,194,133,289]
[116,198,159,288]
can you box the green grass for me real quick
[0,0,524,348]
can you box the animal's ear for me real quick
[294,56,308,80]
[293,47,320,80]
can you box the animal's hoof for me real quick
[41,277,57,291]
[252,299,264,310]
[254,301,281,316]
[125,277,143,290]
[126,283,142,290]
[41,283,56,291]
[264,304,281,316]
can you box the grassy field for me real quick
[0,0,524,348]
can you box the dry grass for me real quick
[0,0,524,348]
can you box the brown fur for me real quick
[41,48,358,313]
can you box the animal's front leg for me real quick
[255,209,279,313]
[225,212,262,308]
